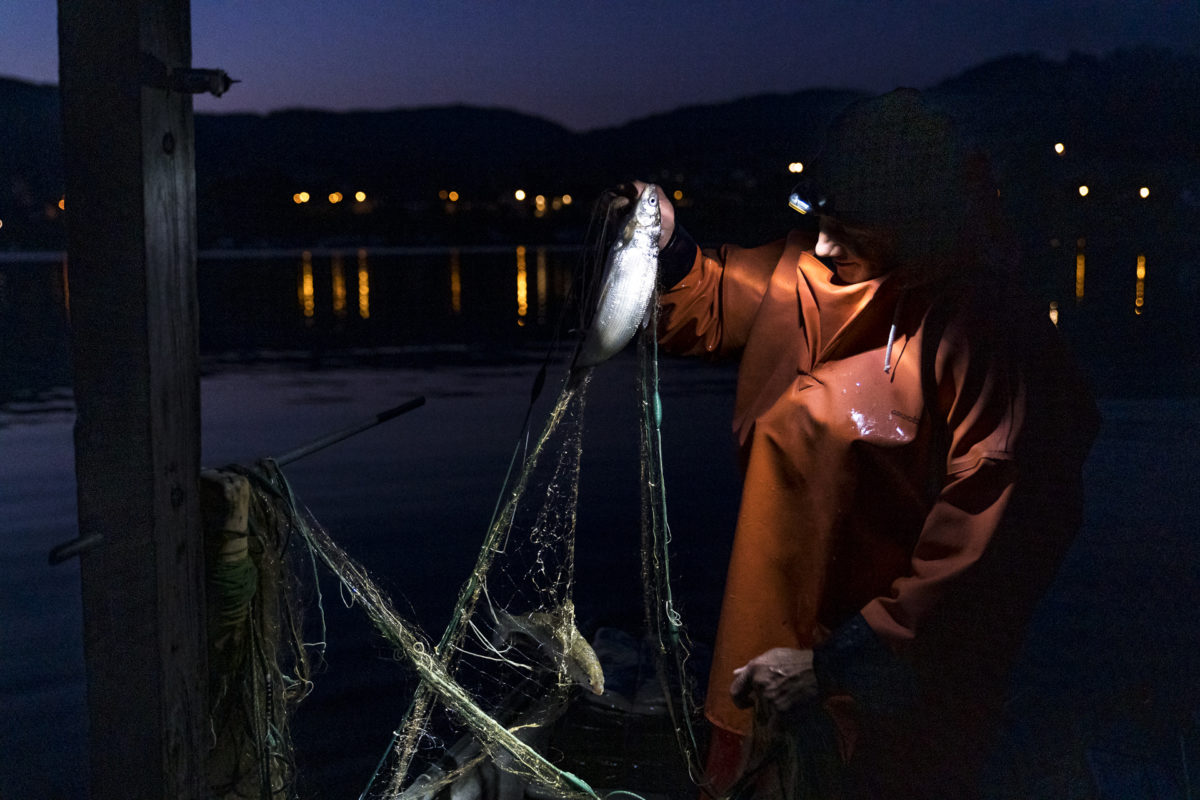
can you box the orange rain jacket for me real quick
[657,229,1095,738]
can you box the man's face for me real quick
[814,216,894,283]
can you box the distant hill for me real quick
[2,48,1198,250]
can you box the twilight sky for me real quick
[4,1,1199,131]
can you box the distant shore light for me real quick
[1078,185,1089,197]
[788,162,804,173]
[673,189,683,201]
[448,191,459,202]
[355,191,367,202]
[1054,143,1065,155]
[514,189,526,201]
[328,191,343,204]
[1139,186,1150,199]
[58,197,66,210]
[561,194,572,205]
[294,191,311,204]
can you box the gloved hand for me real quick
[730,647,820,713]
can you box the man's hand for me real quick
[729,647,819,713]
[632,180,675,248]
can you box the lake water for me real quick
[3,237,1199,405]
[1,246,1199,797]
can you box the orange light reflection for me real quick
[1075,249,1085,301]
[516,245,528,325]
[332,254,347,317]
[357,249,370,319]
[300,251,315,321]
[449,249,462,315]
[1135,254,1146,315]
[536,247,548,324]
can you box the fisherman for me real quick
[637,89,1098,798]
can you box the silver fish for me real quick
[573,184,661,372]
[493,599,605,695]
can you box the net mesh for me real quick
[208,192,715,800]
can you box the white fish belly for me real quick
[576,241,657,369]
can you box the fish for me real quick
[572,184,662,374]
[493,599,605,695]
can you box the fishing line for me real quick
[216,187,705,800]
[359,205,621,798]
[362,377,590,798]
[637,296,714,794]
[246,459,604,800]
[486,190,623,545]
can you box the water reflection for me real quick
[2,240,1194,406]
[331,253,347,318]
[264,246,579,349]
[536,247,548,324]
[1135,254,1146,315]
[1075,238,1086,301]
[357,249,370,319]
[515,245,528,325]
[449,249,461,315]
[299,251,315,321]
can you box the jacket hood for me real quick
[801,89,1009,289]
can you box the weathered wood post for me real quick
[57,1,207,796]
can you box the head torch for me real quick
[787,177,833,217]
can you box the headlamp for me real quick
[787,192,813,215]
[787,177,832,217]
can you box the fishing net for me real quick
[203,191,713,800]
[202,466,319,799]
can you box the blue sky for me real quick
[3,1,1198,130]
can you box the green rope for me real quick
[209,546,259,637]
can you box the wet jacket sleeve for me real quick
[657,230,786,358]
[864,310,1024,648]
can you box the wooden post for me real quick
[57,1,206,797]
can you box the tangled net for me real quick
[203,189,717,798]
[203,308,713,800]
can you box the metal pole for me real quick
[273,396,426,466]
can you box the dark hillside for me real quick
[1,48,1197,252]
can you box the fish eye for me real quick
[647,194,658,205]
